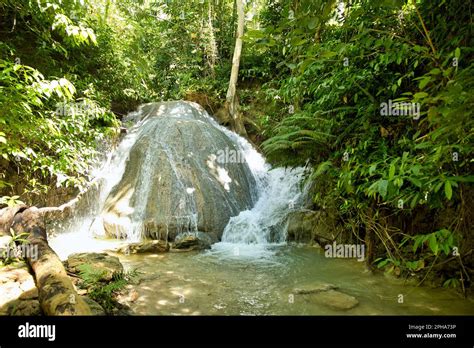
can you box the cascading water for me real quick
[221,167,307,244]
[49,101,308,258]
[48,112,145,257]
[209,166,307,260]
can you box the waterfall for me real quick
[49,101,308,258]
[221,167,307,244]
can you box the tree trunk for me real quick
[225,0,247,136]
[8,207,92,315]
[207,0,218,77]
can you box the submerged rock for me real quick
[312,290,359,310]
[99,101,257,243]
[66,252,123,281]
[293,283,338,294]
[172,232,217,251]
[116,240,170,254]
[294,282,359,310]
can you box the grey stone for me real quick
[82,296,106,316]
[101,101,256,242]
[286,209,338,244]
[172,232,216,250]
[312,290,359,310]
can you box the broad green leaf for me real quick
[428,234,439,255]
[455,47,461,59]
[418,77,431,89]
[388,162,395,180]
[319,51,337,59]
[408,177,422,187]
[444,180,452,200]
[308,18,318,30]
[378,179,388,198]
[414,92,428,99]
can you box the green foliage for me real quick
[254,0,472,286]
[0,0,241,201]
[0,195,24,207]
[77,264,138,312]
[406,229,456,257]
[375,228,457,276]
[0,0,122,198]
[1,229,29,266]
[443,277,460,289]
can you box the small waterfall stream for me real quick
[221,167,307,244]
[49,101,307,256]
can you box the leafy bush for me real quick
[77,264,138,312]
[255,0,473,289]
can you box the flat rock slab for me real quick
[66,252,123,281]
[294,283,338,294]
[312,290,359,310]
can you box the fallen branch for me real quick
[6,206,91,315]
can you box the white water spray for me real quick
[49,101,308,258]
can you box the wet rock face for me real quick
[286,209,342,245]
[101,101,256,242]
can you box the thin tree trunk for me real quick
[207,0,218,77]
[225,0,247,136]
[103,0,111,25]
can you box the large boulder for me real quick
[172,232,216,251]
[99,101,256,242]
